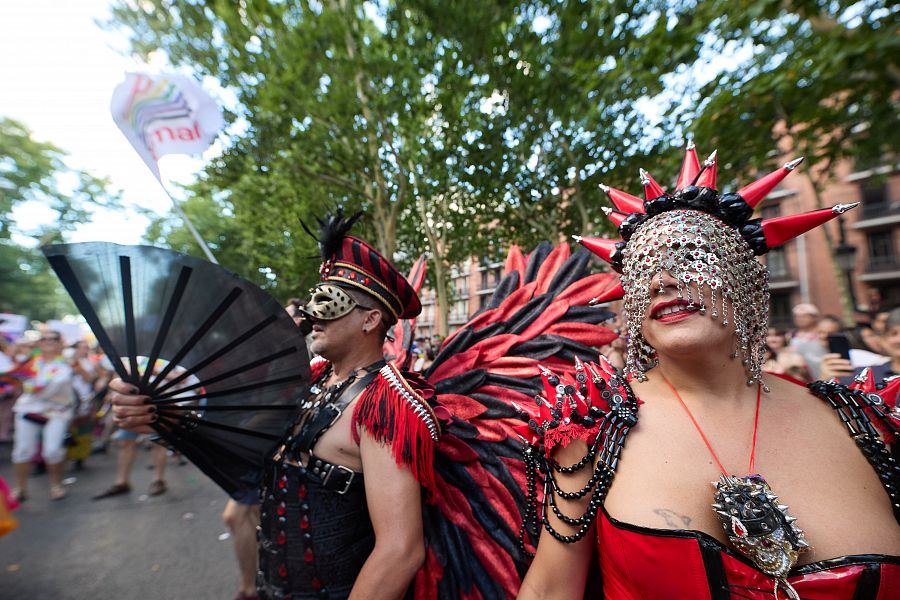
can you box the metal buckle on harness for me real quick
[322,463,356,495]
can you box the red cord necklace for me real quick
[659,374,810,600]
[661,375,761,475]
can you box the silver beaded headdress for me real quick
[620,209,769,383]
[574,143,858,383]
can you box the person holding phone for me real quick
[847,308,900,382]
[873,309,900,378]
[818,315,889,381]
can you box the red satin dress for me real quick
[595,507,900,599]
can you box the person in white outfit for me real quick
[10,331,74,501]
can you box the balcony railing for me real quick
[860,200,900,219]
[866,255,900,272]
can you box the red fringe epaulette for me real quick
[352,363,440,497]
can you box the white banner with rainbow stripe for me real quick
[110,72,223,180]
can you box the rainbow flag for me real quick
[111,72,223,180]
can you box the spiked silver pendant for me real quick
[712,474,810,600]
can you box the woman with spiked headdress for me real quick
[516,144,900,599]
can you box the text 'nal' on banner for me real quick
[110,73,223,180]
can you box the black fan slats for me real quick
[43,242,310,497]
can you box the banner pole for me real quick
[158,179,219,264]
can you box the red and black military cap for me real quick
[311,210,421,321]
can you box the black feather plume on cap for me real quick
[301,207,364,260]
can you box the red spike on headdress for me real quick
[600,183,645,214]
[602,206,628,228]
[588,280,625,305]
[573,235,622,265]
[737,157,804,208]
[675,140,701,191]
[761,203,858,248]
[695,150,718,189]
[639,169,666,201]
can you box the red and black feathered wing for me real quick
[414,242,618,600]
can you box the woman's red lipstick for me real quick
[651,299,700,322]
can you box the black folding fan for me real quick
[43,242,310,496]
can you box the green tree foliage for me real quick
[110,0,487,311]
[682,0,898,185]
[409,0,710,241]
[0,243,75,321]
[107,0,713,329]
[0,118,120,321]
[144,190,272,288]
[107,0,896,328]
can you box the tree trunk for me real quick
[335,0,395,256]
[411,161,450,337]
[433,259,450,338]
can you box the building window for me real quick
[478,267,502,292]
[450,298,469,322]
[454,276,468,299]
[769,292,793,330]
[861,181,888,207]
[766,247,789,279]
[760,203,781,221]
[860,181,891,218]
[867,230,896,270]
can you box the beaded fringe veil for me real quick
[621,210,769,384]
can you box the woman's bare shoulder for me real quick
[763,372,810,395]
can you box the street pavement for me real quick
[0,441,238,599]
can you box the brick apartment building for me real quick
[416,259,505,338]
[416,163,900,337]
[761,162,900,328]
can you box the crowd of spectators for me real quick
[752,302,899,384]
[0,325,174,504]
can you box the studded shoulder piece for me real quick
[517,355,640,549]
[807,368,900,523]
[351,363,441,497]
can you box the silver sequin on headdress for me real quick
[620,210,769,384]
